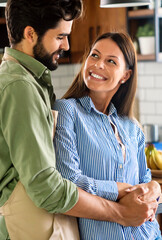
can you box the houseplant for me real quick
[136,23,155,55]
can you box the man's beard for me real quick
[33,38,63,71]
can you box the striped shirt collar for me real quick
[78,96,117,116]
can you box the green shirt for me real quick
[0,47,78,213]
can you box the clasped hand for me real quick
[117,181,161,227]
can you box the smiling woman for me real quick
[53,31,162,240]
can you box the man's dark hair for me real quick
[5,0,82,46]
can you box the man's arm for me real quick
[65,187,158,227]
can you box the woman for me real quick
[53,32,161,240]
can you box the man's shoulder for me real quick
[0,60,33,91]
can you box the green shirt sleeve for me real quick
[0,79,78,213]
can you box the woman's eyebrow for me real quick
[92,49,119,60]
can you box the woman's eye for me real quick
[91,53,98,58]
[107,59,116,65]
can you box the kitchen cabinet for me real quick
[0,20,9,50]
[127,0,162,62]
[0,18,8,63]
[0,8,9,62]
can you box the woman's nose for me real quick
[94,59,105,69]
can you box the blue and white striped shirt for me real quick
[53,96,161,240]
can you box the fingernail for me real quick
[125,188,131,192]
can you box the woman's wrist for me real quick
[116,182,132,200]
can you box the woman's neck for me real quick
[89,92,111,115]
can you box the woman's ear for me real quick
[120,69,132,84]
[23,26,38,45]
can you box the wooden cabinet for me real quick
[0,17,8,63]
[0,7,9,60]
[69,0,127,63]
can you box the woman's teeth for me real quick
[91,72,104,80]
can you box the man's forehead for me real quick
[56,19,73,33]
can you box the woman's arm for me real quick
[54,100,120,201]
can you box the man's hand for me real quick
[124,180,161,222]
[116,187,158,227]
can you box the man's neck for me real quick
[12,40,34,58]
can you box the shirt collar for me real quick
[78,96,117,116]
[4,47,52,86]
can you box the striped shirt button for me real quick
[119,164,123,169]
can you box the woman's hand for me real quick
[116,182,132,200]
[51,110,58,139]
[125,181,161,202]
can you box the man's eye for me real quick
[57,37,63,40]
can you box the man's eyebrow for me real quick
[58,33,70,37]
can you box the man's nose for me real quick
[61,37,70,51]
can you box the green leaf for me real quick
[136,23,154,37]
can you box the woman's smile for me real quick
[89,70,107,81]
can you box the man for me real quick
[0,0,159,239]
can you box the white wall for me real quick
[51,64,81,99]
[137,62,162,125]
[52,62,162,140]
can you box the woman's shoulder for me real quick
[119,115,143,136]
[129,117,143,134]
[120,115,142,128]
[53,98,78,112]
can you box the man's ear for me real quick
[24,26,38,44]
[120,69,132,84]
